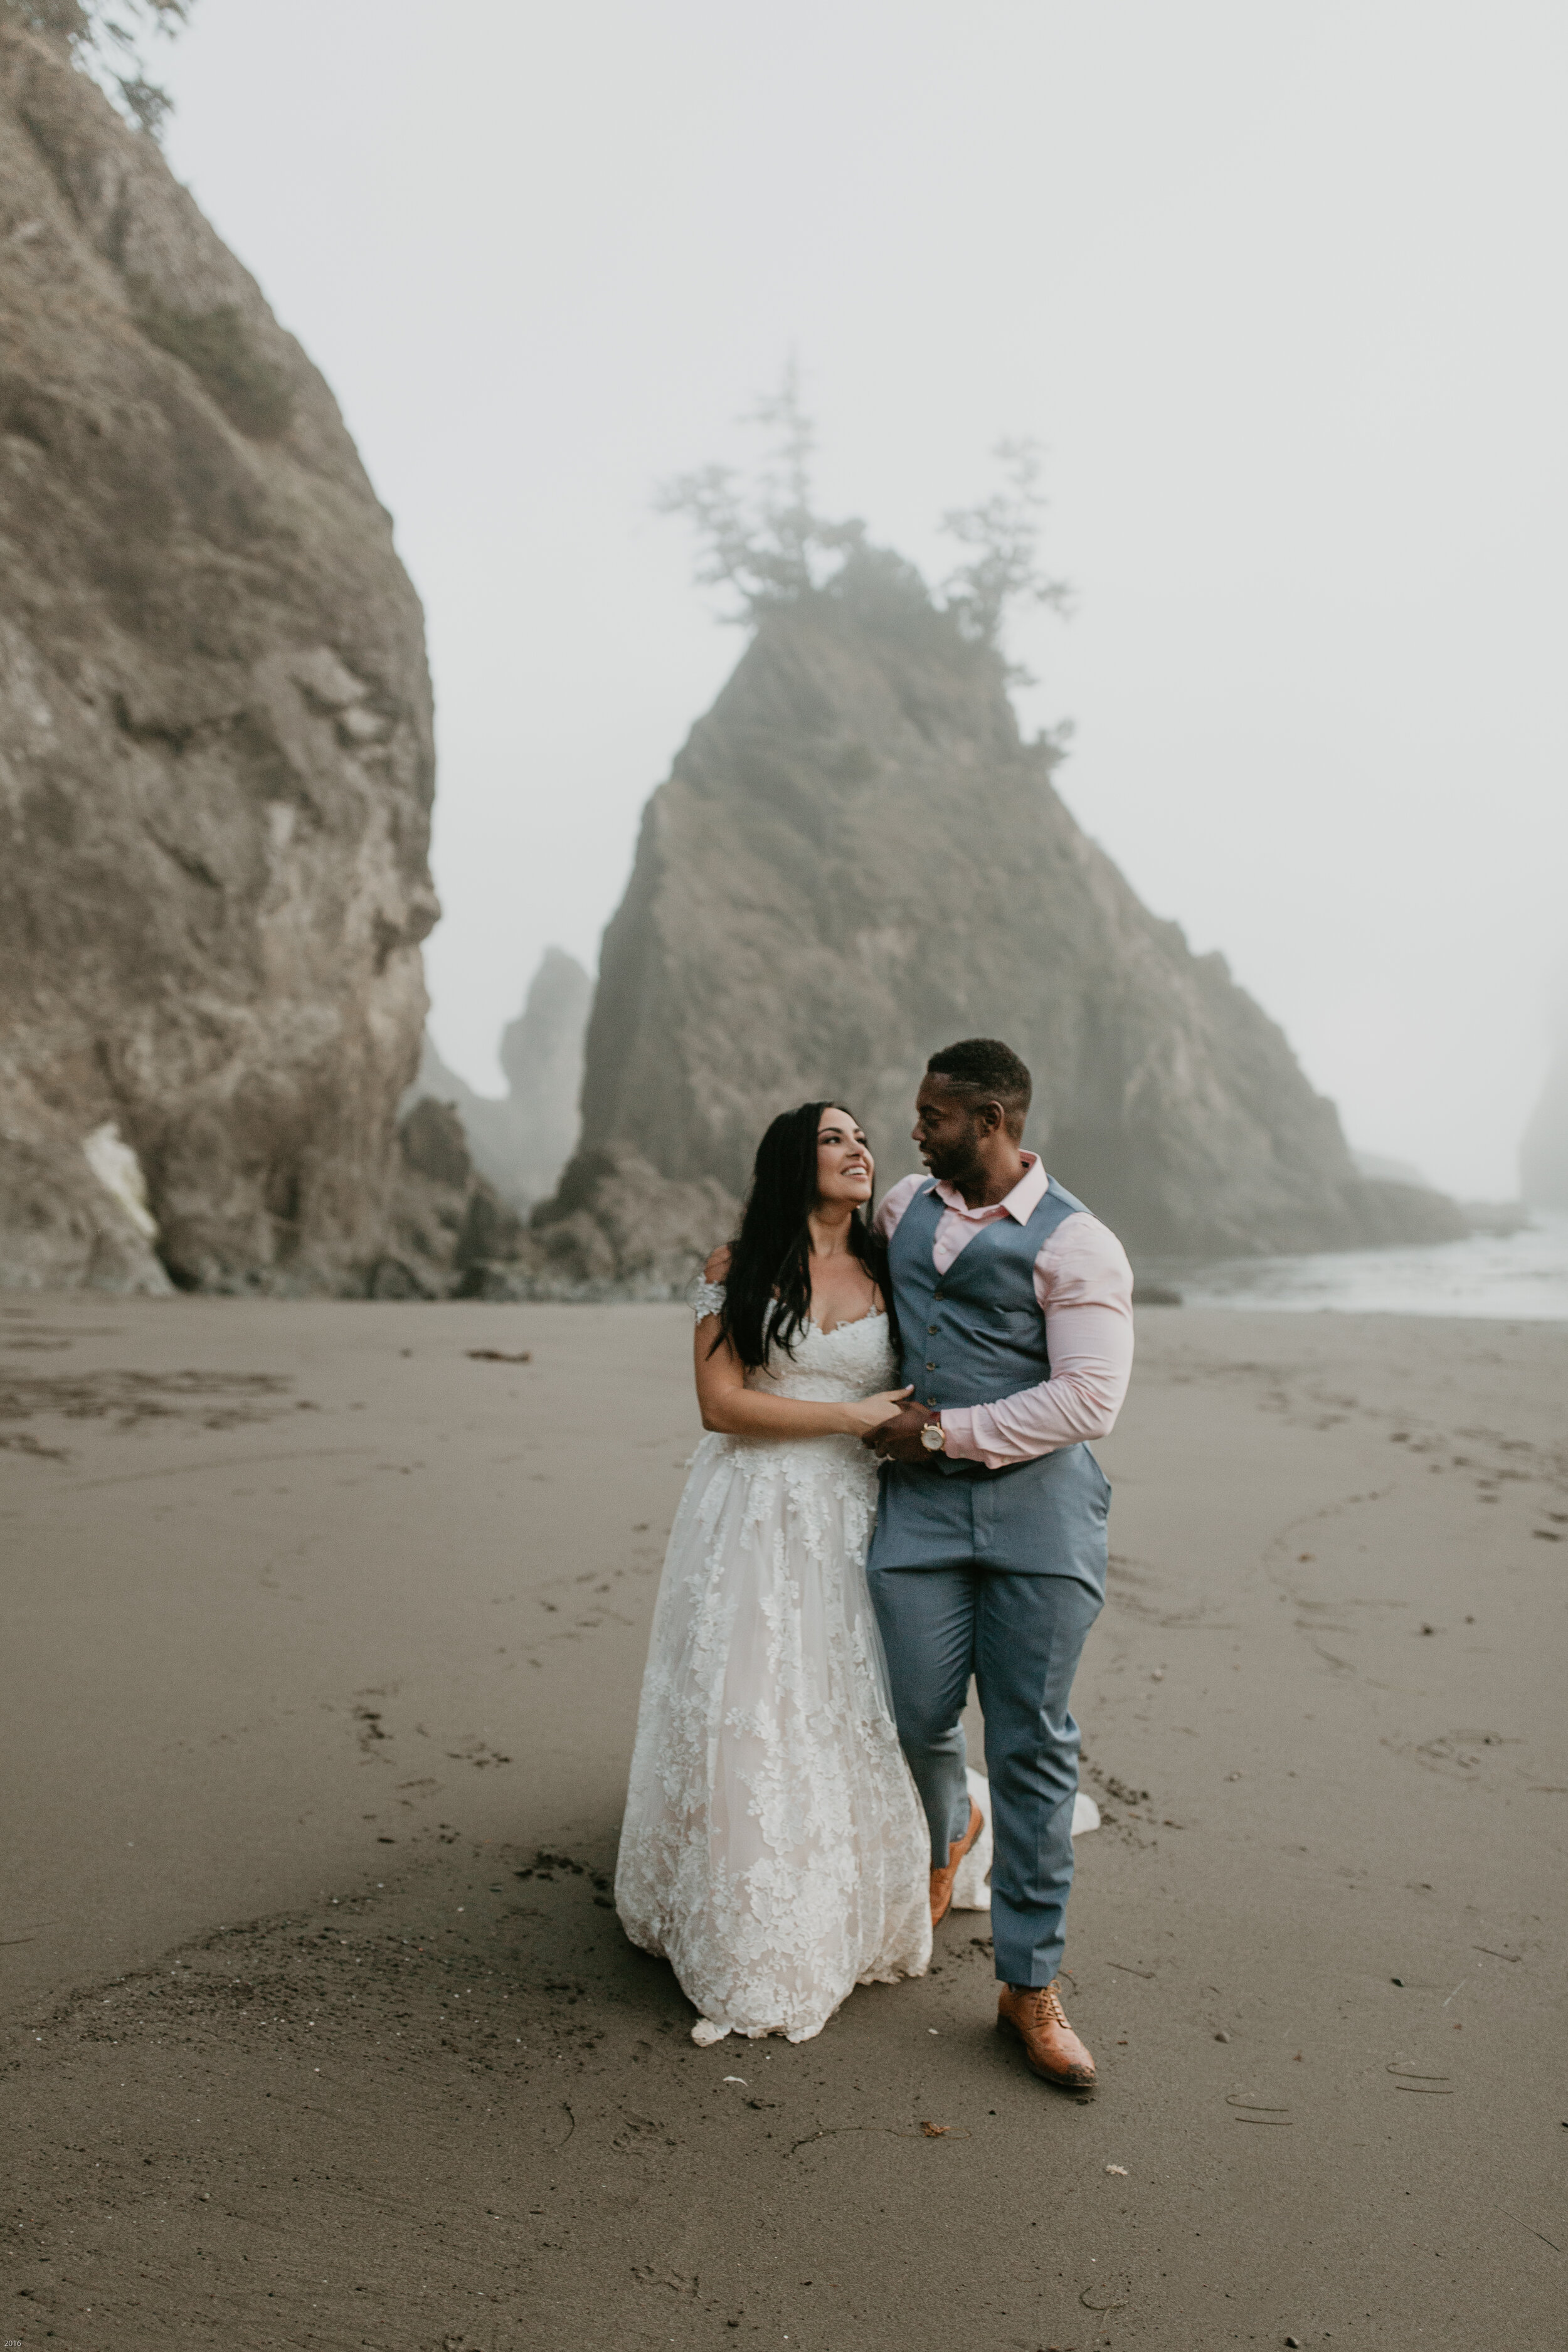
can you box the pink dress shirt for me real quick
[874,1154,1135,1470]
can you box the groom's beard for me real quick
[919,1134,986,1188]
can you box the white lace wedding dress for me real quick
[614,1283,935,2043]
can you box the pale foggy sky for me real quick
[162,0,1567,1201]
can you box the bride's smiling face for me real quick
[815,1108,874,1207]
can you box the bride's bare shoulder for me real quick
[704,1244,733,1283]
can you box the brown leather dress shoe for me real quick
[997,1980,1098,2090]
[928,1800,984,1927]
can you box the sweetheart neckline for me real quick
[807,1308,889,1338]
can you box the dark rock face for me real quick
[398,1098,473,1194]
[553,555,1463,1269]
[0,25,437,1292]
[376,1099,522,1300]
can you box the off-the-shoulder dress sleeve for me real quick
[691,1278,726,1322]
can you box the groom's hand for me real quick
[864,1401,941,1464]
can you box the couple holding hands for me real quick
[614,1037,1133,2092]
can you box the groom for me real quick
[864,1038,1134,2092]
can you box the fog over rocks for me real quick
[403,948,591,1212]
[0,22,436,1293]
[536,550,1463,1287]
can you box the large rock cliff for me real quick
[0,23,437,1292]
[543,553,1461,1272]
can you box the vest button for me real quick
[928,1323,938,1333]
[924,1359,936,1370]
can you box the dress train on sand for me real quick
[615,1291,931,2043]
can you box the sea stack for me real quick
[400,948,592,1213]
[0,21,437,1292]
[543,549,1462,1274]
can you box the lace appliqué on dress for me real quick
[615,1295,931,2043]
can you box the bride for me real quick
[614,1101,937,2044]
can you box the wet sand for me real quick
[3,1293,1565,2350]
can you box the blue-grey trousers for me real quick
[868,1562,1102,1989]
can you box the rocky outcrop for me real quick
[544,550,1465,1274]
[374,1098,522,1300]
[0,23,437,1292]
[499,947,592,1202]
[401,948,591,1210]
[379,1092,715,1305]
[519,1150,737,1300]
[380,1121,732,1303]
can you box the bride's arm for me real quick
[693,1251,909,1439]
[696,1323,909,1438]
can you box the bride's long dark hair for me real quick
[714,1100,896,1370]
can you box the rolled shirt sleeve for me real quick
[941,1212,1135,1468]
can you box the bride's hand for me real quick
[841,1385,914,1437]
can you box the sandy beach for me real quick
[3,1292,1565,2351]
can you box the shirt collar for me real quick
[930,1151,1048,1223]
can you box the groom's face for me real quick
[912,1076,991,1182]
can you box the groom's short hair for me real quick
[925,1038,1032,1138]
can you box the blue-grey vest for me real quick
[866,1176,1111,1586]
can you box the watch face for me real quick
[921,1423,943,1450]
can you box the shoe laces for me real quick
[1012,1981,1069,2028]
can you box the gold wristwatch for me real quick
[919,1416,946,1454]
